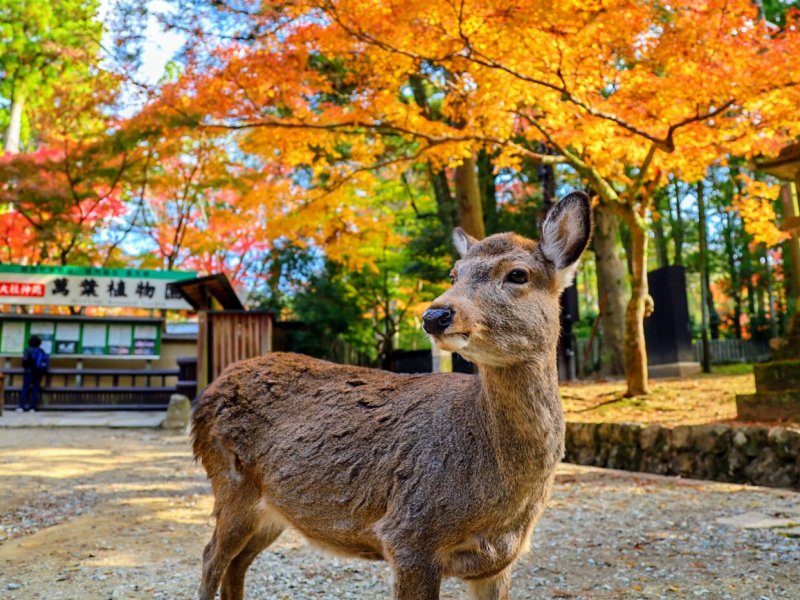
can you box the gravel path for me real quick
[1,428,798,599]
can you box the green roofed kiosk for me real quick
[0,265,197,410]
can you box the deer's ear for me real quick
[540,191,593,290]
[453,227,478,258]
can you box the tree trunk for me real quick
[3,84,26,154]
[538,159,556,206]
[743,241,757,327]
[619,220,633,276]
[621,205,650,396]
[697,181,712,372]
[593,203,627,377]
[454,156,486,239]
[756,256,767,339]
[652,190,670,269]
[427,164,456,231]
[698,180,721,339]
[765,250,779,339]
[723,211,743,338]
[477,149,498,235]
[669,179,684,267]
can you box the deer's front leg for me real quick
[467,567,511,600]
[390,554,441,600]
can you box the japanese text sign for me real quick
[0,265,197,310]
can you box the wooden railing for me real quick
[2,367,181,411]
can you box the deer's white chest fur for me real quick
[439,485,553,580]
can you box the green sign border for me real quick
[0,264,197,281]
[0,317,163,358]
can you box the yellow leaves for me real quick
[493,146,523,172]
[733,174,789,248]
[152,0,800,271]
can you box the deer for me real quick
[191,191,593,600]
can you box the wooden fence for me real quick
[199,311,272,387]
[575,336,770,376]
[694,338,771,364]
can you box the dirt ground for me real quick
[561,371,779,427]
[1,427,799,599]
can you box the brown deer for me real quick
[192,191,592,600]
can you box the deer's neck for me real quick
[476,358,564,476]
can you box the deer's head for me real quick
[423,191,593,367]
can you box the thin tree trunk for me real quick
[652,190,670,269]
[477,149,498,235]
[723,211,743,339]
[620,220,633,276]
[743,241,757,328]
[536,156,557,239]
[537,154,556,212]
[756,256,767,338]
[3,84,26,154]
[454,156,485,239]
[593,203,627,377]
[697,181,712,372]
[428,165,456,231]
[765,251,779,339]
[669,179,685,267]
[621,204,650,396]
[698,181,721,339]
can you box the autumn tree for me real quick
[0,0,103,153]
[155,0,800,393]
[0,71,131,265]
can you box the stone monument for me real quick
[644,265,702,378]
[736,311,800,421]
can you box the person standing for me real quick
[17,335,48,412]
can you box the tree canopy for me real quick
[2,0,800,380]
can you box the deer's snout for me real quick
[422,306,454,335]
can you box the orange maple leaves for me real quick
[733,175,790,248]
[162,0,800,214]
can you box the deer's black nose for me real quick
[422,307,454,335]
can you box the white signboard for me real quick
[29,321,55,354]
[82,323,107,355]
[0,265,195,310]
[108,324,133,355]
[55,322,81,354]
[0,322,25,354]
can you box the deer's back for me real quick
[193,353,497,552]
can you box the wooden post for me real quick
[197,312,209,389]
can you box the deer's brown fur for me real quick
[192,192,593,600]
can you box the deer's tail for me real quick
[191,373,249,490]
[191,383,217,470]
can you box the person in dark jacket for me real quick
[17,335,48,412]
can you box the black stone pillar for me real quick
[559,283,579,381]
[644,266,701,377]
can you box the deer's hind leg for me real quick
[220,521,284,600]
[197,476,265,600]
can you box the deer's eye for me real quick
[507,269,528,284]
